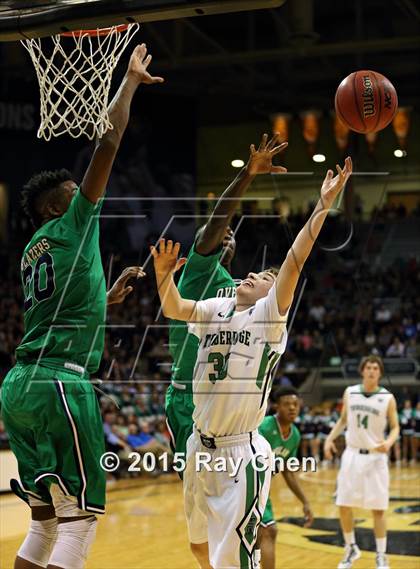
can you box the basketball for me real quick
[335,70,398,133]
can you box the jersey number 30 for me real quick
[23,253,56,311]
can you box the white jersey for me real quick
[188,284,288,436]
[345,384,392,449]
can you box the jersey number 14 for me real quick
[357,414,369,429]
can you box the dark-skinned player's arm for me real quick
[374,396,399,454]
[324,390,349,460]
[81,44,163,204]
[195,133,288,255]
[151,239,197,321]
[275,157,353,315]
[281,469,314,527]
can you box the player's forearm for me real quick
[104,72,141,144]
[286,197,331,274]
[155,271,196,321]
[386,425,400,447]
[196,167,255,255]
[282,471,309,506]
[80,73,141,204]
[275,197,332,313]
[325,417,346,442]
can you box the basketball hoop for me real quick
[22,23,139,141]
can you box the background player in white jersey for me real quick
[152,153,352,569]
[324,355,400,569]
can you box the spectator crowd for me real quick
[0,200,419,469]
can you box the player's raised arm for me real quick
[196,133,287,255]
[151,239,197,321]
[274,157,353,314]
[81,44,163,204]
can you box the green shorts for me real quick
[165,384,194,459]
[261,496,276,527]
[1,362,106,514]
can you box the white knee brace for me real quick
[18,517,58,568]
[48,483,98,568]
[48,516,97,569]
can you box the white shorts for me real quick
[184,430,272,569]
[336,447,389,511]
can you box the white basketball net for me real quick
[22,23,139,141]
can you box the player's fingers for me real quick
[175,257,187,272]
[149,76,164,83]
[271,165,288,174]
[123,286,133,297]
[250,143,256,155]
[270,141,288,154]
[336,163,344,177]
[172,242,181,257]
[158,238,166,254]
[143,54,152,68]
[150,245,157,258]
[123,266,142,278]
[303,517,312,528]
[166,240,173,254]
[344,156,353,176]
[258,133,268,151]
[266,133,279,150]
[324,169,333,183]
[134,43,146,59]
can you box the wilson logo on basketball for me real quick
[362,75,375,117]
[384,90,392,109]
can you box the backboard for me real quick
[0,0,286,41]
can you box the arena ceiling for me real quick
[0,0,419,122]
[142,0,420,118]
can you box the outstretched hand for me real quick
[107,266,145,305]
[246,133,288,176]
[127,43,164,85]
[151,239,187,275]
[320,156,352,206]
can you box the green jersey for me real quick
[169,242,235,390]
[259,415,301,459]
[16,189,106,374]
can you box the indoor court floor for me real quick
[1,466,419,568]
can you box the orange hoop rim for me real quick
[60,23,131,37]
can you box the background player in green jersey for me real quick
[166,132,288,456]
[1,44,163,569]
[165,132,287,569]
[258,387,314,569]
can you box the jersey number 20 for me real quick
[23,253,56,311]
